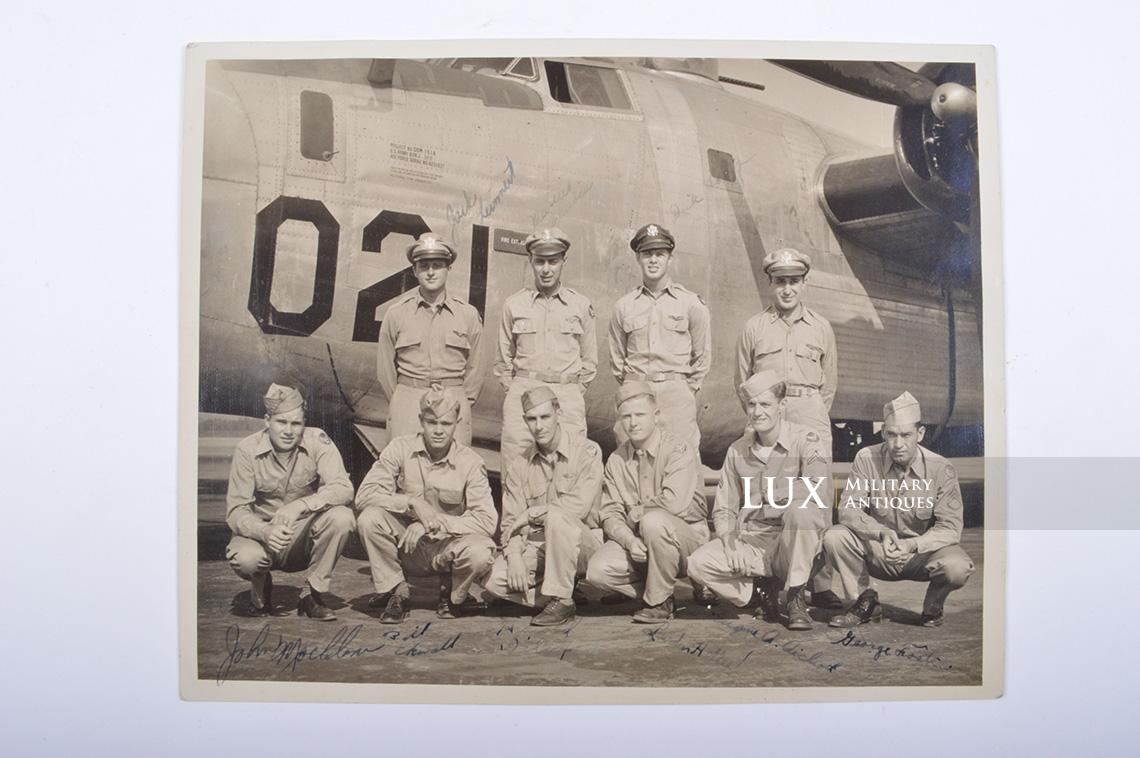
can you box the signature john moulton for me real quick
[215,622,460,684]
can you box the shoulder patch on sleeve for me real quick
[318,431,332,445]
[805,431,820,443]
[587,303,596,318]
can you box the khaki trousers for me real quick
[225,505,355,594]
[585,510,710,606]
[356,507,494,603]
[822,525,974,614]
[686,507,825,606]
[483,508,601,606]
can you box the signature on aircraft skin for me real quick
[445,158,516,225]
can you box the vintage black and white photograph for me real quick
[179,41,1003,702]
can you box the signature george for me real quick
[215,622,460,684]
[830,629,954,670]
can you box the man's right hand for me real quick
[266,523,294,553]
[721,532,749,574]
[880,529,902,557]
[506,552,529,594]
[400,522,428,553]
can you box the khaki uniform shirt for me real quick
[356,433,497,538]
[838,443,963,553]
[599,428,707,549]
[225,427,353,542]
[493,285,597,386]
[711,422,832,536]
[608,279,711,391]
[500,426,603,554]
[376,290,485,403]
[735,305,837,410]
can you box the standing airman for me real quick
[494,228,597,467]
[609,223,710,454]
[377,233,485,446]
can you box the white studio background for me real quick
[2,1,1137,755]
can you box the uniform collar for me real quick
[631,428,663,458]
[529,424,572,463]
[253,429,311,457]
[765,304,811,324]
[412,433,459,466]
[880,443,929,479]
[416,289,454,312]
[529,285,568,304]
[748,421,793,459]
[637,278,678,299]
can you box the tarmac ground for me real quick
[196,494,984,688]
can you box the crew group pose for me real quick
[223,229,972,632]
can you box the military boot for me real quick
[828,589,883,628]
[785,585,813,631]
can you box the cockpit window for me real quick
[505,57,536,80]
[544,61,633,110]
[448,58,514,75]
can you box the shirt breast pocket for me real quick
[794,343,824,383]
[662,314,691,355]
[394,330,423,352]
[511,316,537,355]
[438,487,465,515]
[557,315,585,353]
[621,312,650,353]
[751,337,784,371]
[444,329,471,356]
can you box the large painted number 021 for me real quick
[249,195,490,340]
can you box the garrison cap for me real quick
[738,370,785,403]
[419,384,462,418]
[406,233,457,265]
[264,383,305,416]
[763,247,811,277]
[616,381,656,407]
[629,223,675,253]
[883,391,922,427]
[524,228,571,257]
[521,385,559,413]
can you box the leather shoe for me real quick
[785,585,813,631]
[380,590,409,624]
[438,595,487,619]
[921,612,944,628]
[691,582,719,608]
[632,596,675,624]
[749,576,781,623]
[298,588,336,622]
[531,598,576,627]
[828,589,883,628]
[809,589,844,610]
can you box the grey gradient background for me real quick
[4,1,1138,755]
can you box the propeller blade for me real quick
[769,60,937,108]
